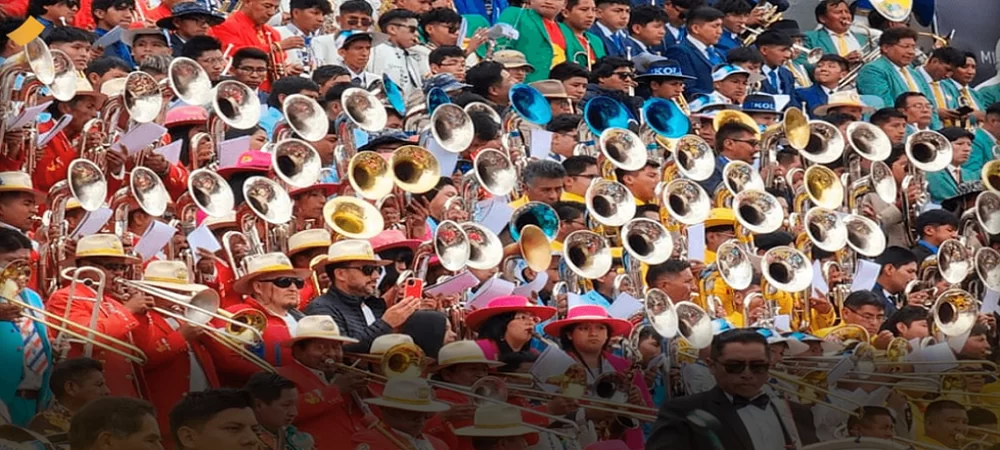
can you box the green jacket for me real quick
[559,23,606,69]
[966,127,998,176]
[797,29,870,69]
[463,14,491,59]
[926,165,977,203]
[977,83,1000,109]
[857,56,940,128]
[497,7,579,82]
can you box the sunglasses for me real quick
[345,265,381,276]
[612,72,635,80]
[261,277,305,289]
[346,17,373,27]
[390,23,419,33]
[95,262,129,271]
[719,360,770,375]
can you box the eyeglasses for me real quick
[390,23,419,33]
[237,66,268,74]
[719,360,770,375]
[514,312,540,324]
[847,308,885,323]
[198,56,226,65]
[261,277,305,289]
[346,17,373,27]
[612,72,635,80]
[729,138,760,147]
[446,24,460,33]
[345,265,382,276]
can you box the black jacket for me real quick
[303,286,391,353]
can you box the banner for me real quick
[936,0,1000,85]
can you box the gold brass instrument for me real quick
[272,139,322,189]
[804,165,845,209]
[836,25,883,91]
[760,108,810,192]
[982,160,1000,194]
[348,151,393,200]
[902,130,953,244]
[390,145,440,194]
[322,196,384,240]
[713,110,761,139]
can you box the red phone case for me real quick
[403,278,424,298]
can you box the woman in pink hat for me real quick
[466,296,557,362]
[542,305,652,450]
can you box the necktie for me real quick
[733,394,770,410]
[963,87,979,110]
[835,33,849,56]
[769,70,781,92]
[900,68,918,92]
[613,32,624,53]
[20,318,47,375]
[352,76,362,86]
[931,81,947,107]
[707,46,723,65]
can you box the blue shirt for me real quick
[916,239,938,254]
[95,28,136,68]
[259,106,283,140]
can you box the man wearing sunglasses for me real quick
[369,9,427,97]
[649,328,802,450]
[698,120,759,195]
[304,240,421,353]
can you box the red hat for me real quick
[288,182,343,198]
[165,105,208,128]
[217,151,271,178]
[371,229,421,253]
[542,305,632,338]
[465,296,556,332]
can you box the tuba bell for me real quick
[130,166,169,217]
[717,240,753,290]
[933,288,979,337]
[272,138,322,188]
[66,158,108,212]
[213,80,262,130]
[843,214,887,257]
[322,196,384,239]
[672,135,715,181]
[722,160,765,195]
[644,288,679,338]
[975,247,1000,290]
[508,83,554,127]
[516,224,553,273]
[761,246,813,292]
[563,230,613,279]
[188,169,235,218]
[281,93,329,141]
[599,127,648,171]
[907,130,953,172]
[713,110,761,139]
[982,160,1000,194]
[620,218,673,265]
[474,148,517,197]
[846,121,891,162]
[662,179,710,225]
[733,189,783,234]
[461,222,504,270]
[804,165,845,209]
[390,145,440,194]
[348,151,393,200]
[976,190,1000,234]
[509,202,560,241]
[801,120,846,164]
[586,179,637,227]
[435,220,470,271]
[641,97,690,140]
[342,87,387,132]
[48,49,78,101]
[937,239,971,285]
[168,57,213,105]
[123,70,163,124]
[243,176,293,225]
[431,103,475,153]
[804,207,849,252]
[584,96,631,135]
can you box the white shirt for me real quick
[367,42,428,97]
[681,361,715,394]
[275,23,320,74]
[361,304,376,326]
[280,313,299,336]
[165,317,210,392]
[894,62,919,91]
[15,317,43,391]
[725,391,786,450]
[824,27,861,53]
[761,64,782,91]
[686,35,713,63]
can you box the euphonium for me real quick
[671,134,715,181]
[342,87,387,132]
[563,230,612,279]
[600,127,648,171]
[662,179,710,225]
[461,222,503,270]
[277,93,328,142]
[902,130,953,244]
[620,218,673,265]
[937,238,971,285]
[322,196,384,240]
[586,179,636,228]
[733,189,784,234]
[130,166,169,217]
[213,80,262,130]
[273,139,322,189]
[761,246,813,330]
[933,288,979,337]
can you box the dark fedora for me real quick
[156,2,225,30]
[769,19,805,38]
[741,93,779,114]
[636,59,695,81]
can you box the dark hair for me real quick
[847,406,893,429]
[591,56,633,83]
[726,46,764,65]
[595,0,631,7]
[925,399,966,419]
[429,45,465,65]
[559,322,613,351]
[915,209,959,236]
[894,91,928,109]
[0,18,23,50]
[401,310,449,359]
[970,322,989,338]
[91,0,132,21]
[0,228,34,253]
[754,231,794,251]
[554,200,586,222]
[817,53,849,72]
[667,0,704,7]
[267,76,321,109]
[50,357,104,399]
[629,5,668,32]
[843,290,885,312]
[411,177,455,204]
[378,8,419,32]
[929,47,967,68]
[522,159,568,187]
[290,0,333,14]
[685,6,724,27]
[645,258,690,286]
[878,27,919,47]
[881,305,929,336]
[243,372,297,403]
[754,29,793,48]
[547,114,582,133]
[710,328,768,360]
[714,0,752,15]
[614,160,661,183]
[312,65,349,92]
[814,0,850,22]
[466,61,505,98]
[987,103,1000,119]
[550,62,590,82]
[469,110,501,141]
[714,121,758,153]
[562,155,598,176]
[822,112,854,127]
[232,47,269,70]
[870,107,907,126]
[875,246,918,270]
[969,407,998,427]
[181,35,222,60]
[29,0,68,19]
[420,7,461,36]
[340,0,373,15]
[939,126,976,143]
[70,397,157,450]
[324,81,353,106]
[477,312,516,344]
[170,389,254,445]
[44,26,95,46]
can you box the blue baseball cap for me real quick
[637,59,695,81]
[711,64,751,82]
[422,73,471,95]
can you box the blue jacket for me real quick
[454,0,507,23]
[664,38,717,98]
[795,85,829,117]
[589,23,627,57]
[698,155,729,197]
[95,28,136,68]
[760,65,799,105]
[0,288,53,426]
[716,31,742,54]
[652,26,685,55]
[624,36,658,57]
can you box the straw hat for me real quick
[324,240,392,267]
[0,172,44,201]
[364,378,450,412]
[431,341,504,371]
[44,77,107,106]
[542,305,633,338]
[232,253,311,294]
[529,79,572,100]
[201,211,237,230]
[74,234,140,264]
[465,296,556,332]
[350,334,415,361]
[285,315,359,345]
[287,229,332,258]
[814,90,875,116]
[453,404,536,437]
[140,260,208,292]
[100,77,126,97]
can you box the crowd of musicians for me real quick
[3,0,1000,449]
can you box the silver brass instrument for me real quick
[902,130,953,244]
[188,169,236,218]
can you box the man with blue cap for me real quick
[710,63,751,105]
[637,59,695,110]
[741,93,780,128]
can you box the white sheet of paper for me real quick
[773,315,792,332]
[850,259,881,292]
[426,136,459,176]
[467,276,515,310]
[530,345,577,392]
[812,259,829,296]
[154,139,183,164]
[478,198,513,235]
[608,293,642,320]
[70,207,112,239]
[983,288,1000,314]
[528,129,553,160]
[567,292,585,308]
[826,355,855,385]
[38,115,72,147]
[687,223,706,262]
[186,224,221,263]
[134,220,175,262]
[113,123,167,154]
[7,101,52,130]
[94,26,123,48]
[425,271,480,296]
[512,271,548,298]
[218,136,251,169]
[456,18,468,47]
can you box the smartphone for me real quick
[403,278,424,299]
[956,105,975,116]
[456,159,473,174]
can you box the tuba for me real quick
[600,127,648,171]
[662,179,711,225]
[563,230,613,279]
[322,197,384,239]
[933,288,979,337]
[586,179,637,228]
[733,190,784,234]
[276,93,329,142]
[620,218,673,265]
[272,139,323,189]
[431,103,475,153]
[804,207,849,252]
[123,70,163,124]
[188,169,235,218]
[902,130,953,244]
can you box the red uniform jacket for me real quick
[45,284,146,398]
[131,310,220,442]
[202,260,242,310]
[209,10,284,92]
[208,298,294,386]
[277,361,370,446]
[424,388,542,450]
[351,427,449,450]
[297,282,315,311]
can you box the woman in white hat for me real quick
[353,377,451,450]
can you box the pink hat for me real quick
[371,229,421,253]
[165,105,208,128]
[288,182,343,198]
[217,151,271,178]
[543,305,632,338]
[465,296,556,332]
